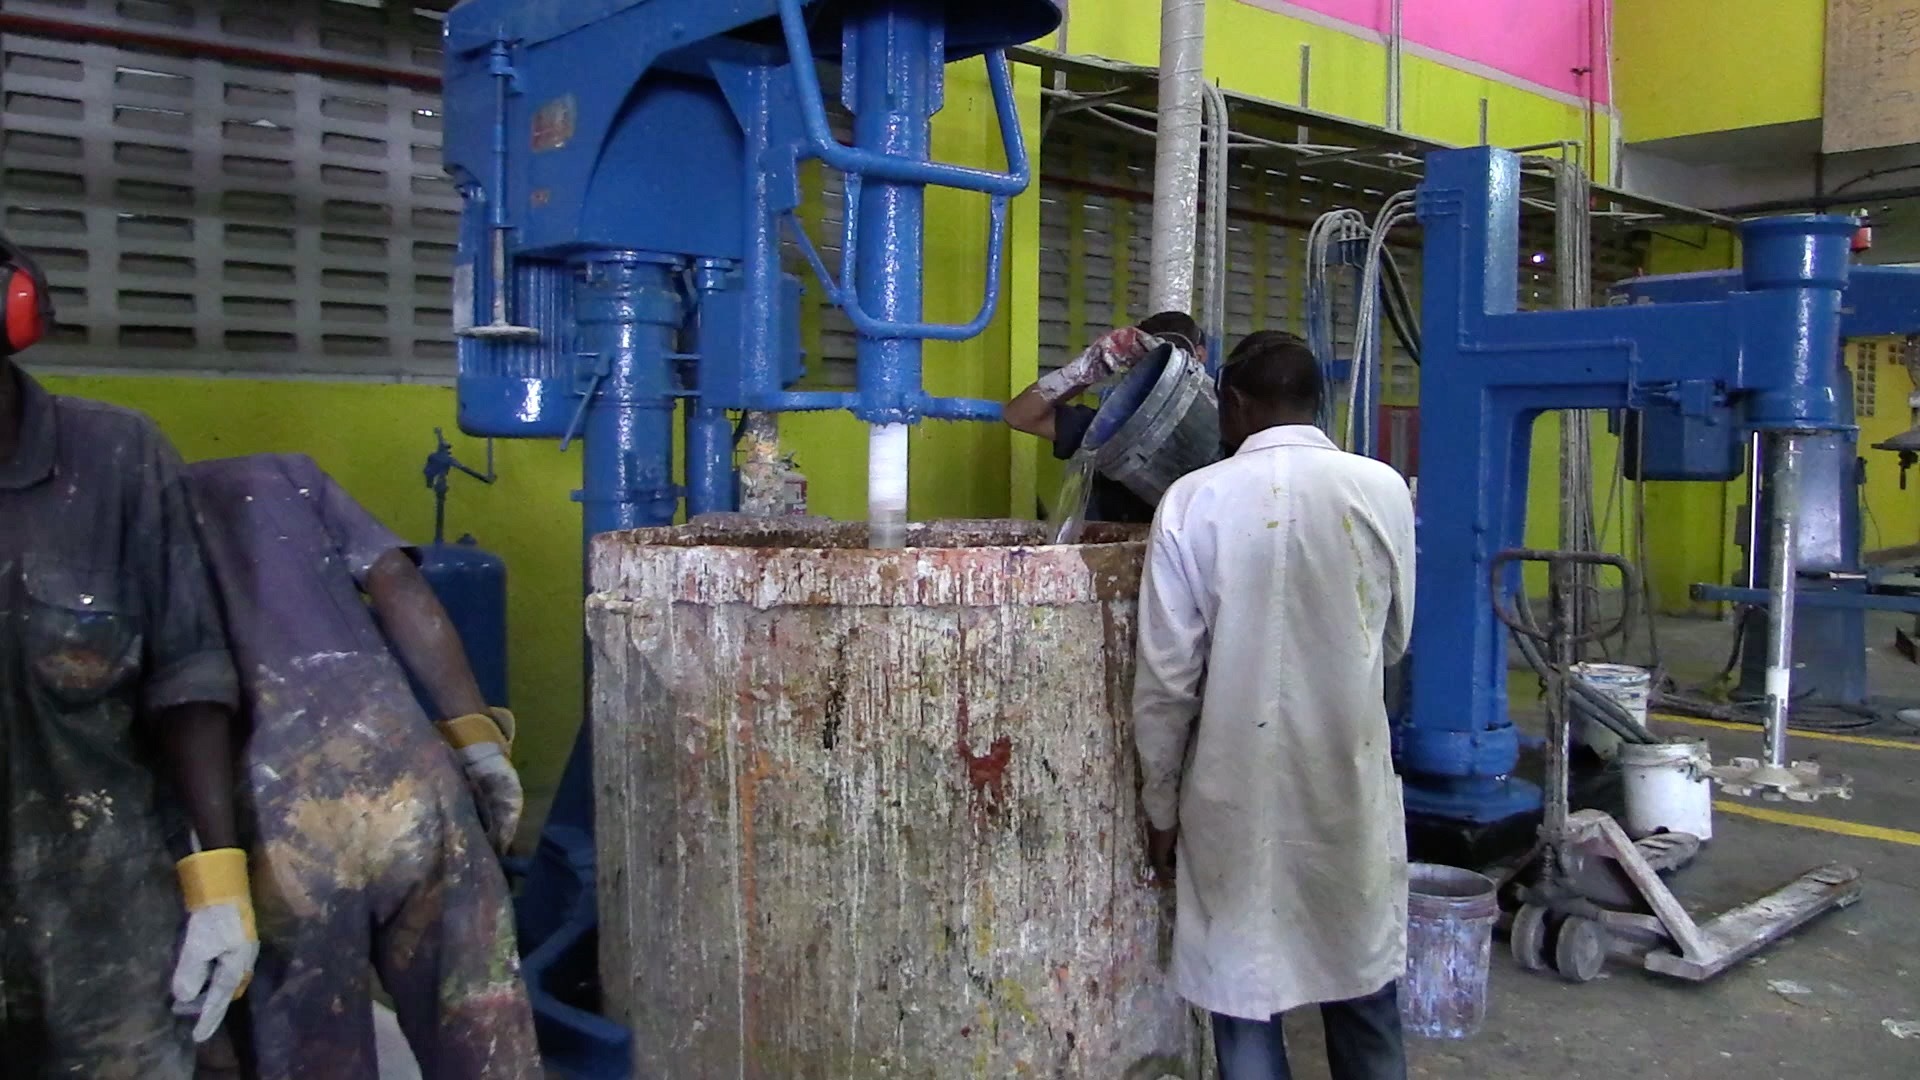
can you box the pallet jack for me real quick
[1489,549,1863,983]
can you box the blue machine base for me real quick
[1402,776,1542,826]
[1404,777,1544,870]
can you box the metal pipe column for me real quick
[1149,0,1206,315]
[847,2,942,548]
[687,258,738,518]
[574,251,685,538]
[519,249,684,957]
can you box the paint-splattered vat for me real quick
[587,517,1204,1079]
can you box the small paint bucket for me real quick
[1402,863,1499,1039]
[1570,662,1651,760]
[1620,739,1714,841]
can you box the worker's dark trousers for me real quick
[1211,981,1408,1080]
[234,670,540,1080]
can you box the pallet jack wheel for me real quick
[1552,915,1608,983]
[1510,904,1551,972]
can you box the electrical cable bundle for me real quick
[1306,199,1421,449]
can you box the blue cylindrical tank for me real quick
[412,533,509,712]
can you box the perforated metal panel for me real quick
[1039,125,1407,397]
[1854,340,1880,420]
[1037,121,1646,407]
[1,0,457,378]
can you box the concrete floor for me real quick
[1284,612,1920,1079]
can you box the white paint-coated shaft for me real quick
[1763,434,1803,769]
[868,423,909,549]
[1148,0,1206,315]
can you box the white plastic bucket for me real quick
[1570,662,1650,761]
[1619,740,1714,841]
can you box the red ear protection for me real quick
[1,233,54,357]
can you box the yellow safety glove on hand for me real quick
[439,710,524,855]
[171,848,259,1043]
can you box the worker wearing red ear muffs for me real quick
[0,227,256,1076]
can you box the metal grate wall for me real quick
[1,0,457,378]
[1039,125,1414,397]
[1037,123,1646,403]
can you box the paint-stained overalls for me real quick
[0,369,241,1078]
[183,453,539,1080]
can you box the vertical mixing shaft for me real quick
[1761,435,1803,771]
[1709,432,1851,800]
[848,2,940,548]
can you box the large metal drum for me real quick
[587,518,1203,1079]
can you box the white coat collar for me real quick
[1234,424,1337,457]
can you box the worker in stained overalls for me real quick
[183,452,540,1079]
[1,234,257,1076]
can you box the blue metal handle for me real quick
[783,191,1010,342]
[776,0,1027,342]
[777,0,1031,196]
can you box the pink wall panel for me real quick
[1404,0,1609,102]
[1277,0,1389,32]
[1230,0,1611,103]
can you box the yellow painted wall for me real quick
[1855,340,1920,560]
[1065,0,1611,163]
[1613,0,1825,142]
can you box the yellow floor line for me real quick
[1716,800,1920,847]
[1652,712,1920,753]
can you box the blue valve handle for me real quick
[775,0,1028,343]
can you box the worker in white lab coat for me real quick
[1133,331,1417,1080]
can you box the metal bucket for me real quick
[1085,343,1222,504]
[1571,662,1651,761]
[1620,739,1714,841]
[1402,863,1499,1040]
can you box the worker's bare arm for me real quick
[1003,384,1058,439]
[364,548,490,721]
[1005,328,1160,441]
[156,702,238,851]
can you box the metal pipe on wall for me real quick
[1149,0,1207,316]
[1549,154,1597,646]
[1386,0,1404,131]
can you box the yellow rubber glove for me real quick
[171,848,259,1042]
[439,711,525,854]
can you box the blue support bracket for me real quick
[1693,582,1920,614]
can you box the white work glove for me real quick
[439,710,525,855]
[171,848,260,1043]
[1034,327,1163,403]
